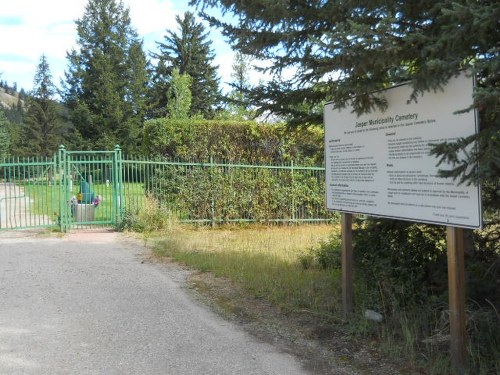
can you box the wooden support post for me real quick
[446,226,467,374]
[341,213,354,319]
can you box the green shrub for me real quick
[118,197,178,232]
[351,217,499,373]
[353,218,448,309]
[314,236,342,270]
[142,118,324,164]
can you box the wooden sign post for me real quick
[341,213,353,319]
[325,73,479,371]
[447,226,467,374]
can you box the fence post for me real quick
[113,145,124,226]
[52,153,57,228]
[117,145,124,222]
[58,145,67,232]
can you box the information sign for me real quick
[324,72,481,228]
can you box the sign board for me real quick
[324,72,481,229]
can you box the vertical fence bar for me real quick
[209,156,215,227]
[25,157,31,227]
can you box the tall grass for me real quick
[151,225,343,315]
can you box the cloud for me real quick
[0,0,87,89]
[0,16,24,26]
[0,0,257,95]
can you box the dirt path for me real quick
[0,230,320,374]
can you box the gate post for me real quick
[58,145,67,232]
[113,145,124,225]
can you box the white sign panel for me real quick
[324,72,481,229]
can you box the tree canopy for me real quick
[167,68,192,119]
[226,52,254,119]
[62,0,149,154]
[152,11,220,118]
[23,55,68,157]
[0,110,10,159]
[192,0,499,188]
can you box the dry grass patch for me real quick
[151,224,343,315]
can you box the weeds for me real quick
[119,195,178,233]
[152,225,342,315]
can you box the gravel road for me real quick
[0,230,309,375]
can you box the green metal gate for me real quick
[0,145,123,232]
[58,145,124,231]
[0,156,57,230]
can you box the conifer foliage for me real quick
[23,55,67,157]
[0,110,10,159]
[192,0,499,187]
[152,11,220,118]
[62,0,149,154]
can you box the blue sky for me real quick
[0,0,243,94]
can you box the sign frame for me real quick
[324,72,482,229]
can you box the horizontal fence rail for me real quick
[122,157,334,225]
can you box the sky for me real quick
[0,0,240,94]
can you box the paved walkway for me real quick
[0,230,309,374]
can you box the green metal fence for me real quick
[122,157,333,225]
[0,146,332,231]
[0,157,57,230]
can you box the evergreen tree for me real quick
[153,11,220,118]
[226,52,253,119]
[0,109,10,159]
[23,55,67,157]
[167,68,192,119]
[62,0,149,154]
[193,0,499,187]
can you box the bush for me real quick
[142,118,324,165]
[141,158,333,224]
[351,217,500,373]
[118,197,178,233]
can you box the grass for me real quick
[21,181,147,224]
[151,224,343,316]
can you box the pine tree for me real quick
[167,68,192,119]
[226,52,253,119]
[62,0,149,154]
[192,0,499,188]
[22,55,67,157]
[153,11,220,118]
[0,110,10,159]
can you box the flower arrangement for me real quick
[93,195,101,207]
